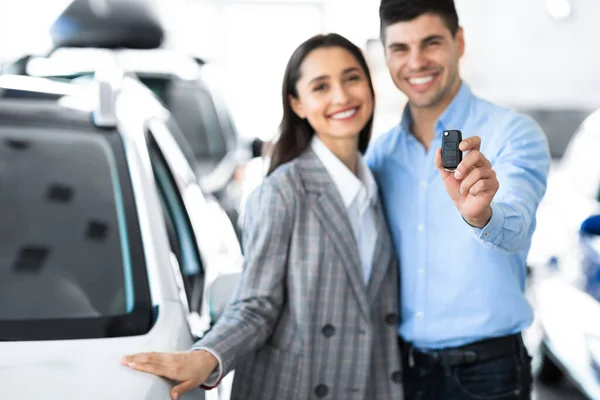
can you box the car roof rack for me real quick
[25,48,202,82]
[92,63,124,129]
[0,75,78,100]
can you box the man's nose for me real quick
[407,49,427,71]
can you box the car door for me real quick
[146,118,242,336]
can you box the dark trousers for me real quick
[401,334,533,400]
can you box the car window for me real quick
[164,116,198,170]
[165,80,228,161]
[518,108,591,159]
[0,125,151,340]
[148,135,203,306]
[198,65,239,147]
[561,116,600,201]
[139,76,169,102]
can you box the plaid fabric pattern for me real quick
[194,149,404,400]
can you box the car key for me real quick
[442,129,463,172]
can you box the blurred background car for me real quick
[0,63,241,399]
[3,0,264,239]
[526,108,600,399]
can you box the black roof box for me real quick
[50,0,164,50]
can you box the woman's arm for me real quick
[193,179,294,384]
[121,179,295,398]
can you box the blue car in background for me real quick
[527,108,600,399]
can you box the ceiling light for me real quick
[546,0,572,20]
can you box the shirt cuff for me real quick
[469,203,504,244]
[193,347,224,388]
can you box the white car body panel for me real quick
[0,74,242,400]
[0,302,203,399]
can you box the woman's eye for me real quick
[313,84,327,92]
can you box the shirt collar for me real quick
[310,135,377,209]
[399,81,474,137]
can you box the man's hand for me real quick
[434,136,499,228]
[121,350,219,400]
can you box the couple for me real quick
[122,1,551,399]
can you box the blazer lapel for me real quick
[367,197,395,303]
[298,150,371,321]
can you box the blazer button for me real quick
[391,371,402,384]
[321,324,336,338]
[315,384,329,397]
[385,313,398,326]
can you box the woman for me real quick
[121,33,403,400]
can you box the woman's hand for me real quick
[120,349,219,400]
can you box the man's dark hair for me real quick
[379,0,459,42]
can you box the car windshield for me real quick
[0,124,152,340]
[142,77,228,162]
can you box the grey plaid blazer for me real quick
[195,148,403,400]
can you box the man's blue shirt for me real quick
[366,82,551,349]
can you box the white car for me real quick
[526,108,600,399]
[0,69,242,399]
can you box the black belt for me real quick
[399,333,523,368]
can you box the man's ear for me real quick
[289,95,306,119]
[456,26,465,58]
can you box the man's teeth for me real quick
[331,109,357,120]
[409,76,434,85]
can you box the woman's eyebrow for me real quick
[309,75,329,85]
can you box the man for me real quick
[366,1,551,399]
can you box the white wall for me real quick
[3,0,597,136]
[320,0,600,110]
[162,0,325,141]
[0,0,71,62]
[319,0,600,137]
[455,0,600,109]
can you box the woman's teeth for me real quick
[330,108,357,120]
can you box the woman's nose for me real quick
[331,83,349,104]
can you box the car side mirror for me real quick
[251,138,264,159]
[580,215,600,236]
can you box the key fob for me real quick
[442,129,463,172]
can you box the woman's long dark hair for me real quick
[267,33,376,175]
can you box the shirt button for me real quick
[420,181,428,189]
[418,268,425,276]
[418,224,425,232]
[315,384,329,397]
[484,232,489,237]
[416,312,424,319]
[384,313,398,326]
[321,324,336,338]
